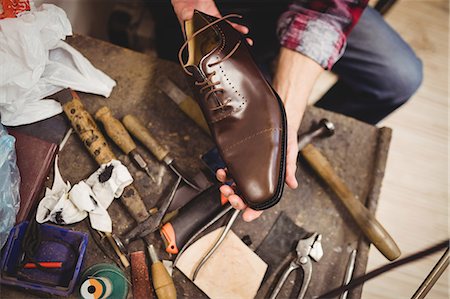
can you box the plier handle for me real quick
[269,232,323,299]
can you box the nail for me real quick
[230,200,239,208]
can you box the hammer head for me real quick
[318,119,335,137]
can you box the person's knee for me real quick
[380,53,423,106]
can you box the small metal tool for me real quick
[340,249,357,299]
[122,114,200,190]
[122,176,182,244]
[173,204,234,268]
[148,244,177,299]
[297,118,335,150]
[192,208,240,280]
[269,233,323,299]
[95,106,155,181]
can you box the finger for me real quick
[227,194,247,210]
[216,169,227,182]
[230,22,249,35]
[219,185,235,198]
[246,38,253,46]
[285,151,299,189]
[242,208,263,222]
[172,0,194,24]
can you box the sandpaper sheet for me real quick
[176,228,267,299]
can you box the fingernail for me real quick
[220,186,230,197]
[229,200,238,208]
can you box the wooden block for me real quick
[131,251,154,299]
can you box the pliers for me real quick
[269,232,324,299]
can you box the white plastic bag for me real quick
[0,4,116,126]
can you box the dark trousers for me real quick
[151,4,423,125]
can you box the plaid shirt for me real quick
[277,0,369,69]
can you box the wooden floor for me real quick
[311,1,449,298]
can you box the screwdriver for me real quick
[95,106,155,181]
[147,244,177,299]
[122,114,200,191]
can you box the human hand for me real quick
[171,0,252,44]
[215,169,263,222]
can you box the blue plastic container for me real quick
[0,222,88,296]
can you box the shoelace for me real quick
[178,13,243,110]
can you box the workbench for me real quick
[2,35,393,299]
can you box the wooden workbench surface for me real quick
[2,35,393,299]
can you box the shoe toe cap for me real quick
[223,129,285,209]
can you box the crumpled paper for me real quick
[0,4,116,126]
[36,158,132,233]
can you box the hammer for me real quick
[298,119,401,261]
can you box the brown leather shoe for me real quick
[178,10,287,210]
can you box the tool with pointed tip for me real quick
[148,244,177,299]
[122,114,200,191]
[192,208,240,281]
[340,249,357,299]
[122,176,182,245]
[95,106,155,181]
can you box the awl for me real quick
[122,114,200,191]
[95,106,155,180]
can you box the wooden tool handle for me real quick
[106,232,130,268]
[122,184,150,223]
[178,97,210,135]
[152,262,177,299]
[300,144,401,261]
[62,94,116,165]
[95,106,137,154]
[62,92,149,223]
[122,114,169,161]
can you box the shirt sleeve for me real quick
[277,0,369,69]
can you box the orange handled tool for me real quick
[160,185,227,255]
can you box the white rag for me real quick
[36,157,133,233]
[0,4,116,126]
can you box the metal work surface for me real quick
[2,35,392,299]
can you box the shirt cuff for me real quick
[277,10,347,70]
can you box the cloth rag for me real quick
[0,3,116,126]
[36,157,132,233]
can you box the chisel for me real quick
[95,106,155,181]
[148,244,177,299]
[122,114,200,191]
